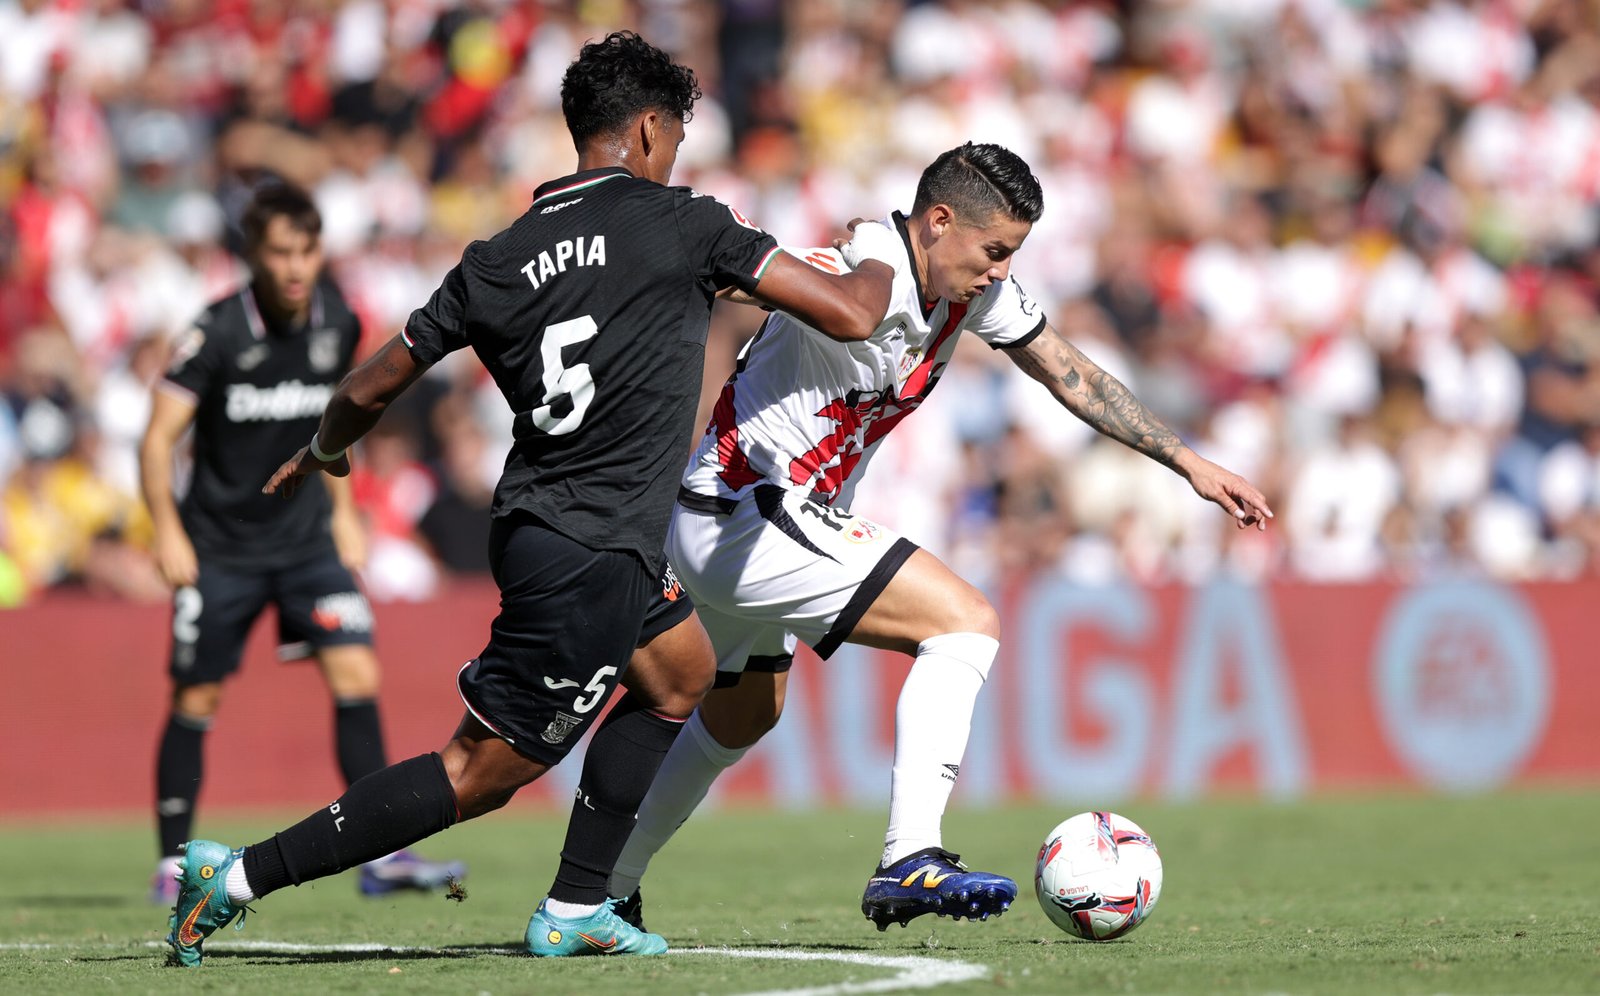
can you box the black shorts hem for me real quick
[712,652,794,689]
[813,537,919,660]
[637,591,695,646]
[456,664,579,768]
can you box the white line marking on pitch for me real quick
[0,941,989,994]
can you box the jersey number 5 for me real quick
[529,315,598,435]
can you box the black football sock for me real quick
[241,752,459,899]
[156,712,210,858]
[548,695,686,905]
[334,697,388,785]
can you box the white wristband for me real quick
[308,433,344,463]
[839,220,905,277]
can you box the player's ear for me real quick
[640,110,661,160]
[927,204,955,238]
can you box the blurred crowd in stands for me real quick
[3,0,1600,606]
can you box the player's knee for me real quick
[321,647,381,699]
[441,735,543,821]
[700,681,784,749]
[172,683,222,719]
[944,587,1000,641]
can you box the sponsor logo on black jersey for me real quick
[224,380,334,422]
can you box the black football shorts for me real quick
[456,512,655,766]
[636,558,694,646]
[168,552,374,683]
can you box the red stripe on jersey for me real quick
[710,381,762,491]
[788,302,968,499]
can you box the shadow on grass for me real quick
[204,944,525,966]
[82,944,523,967]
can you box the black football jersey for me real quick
[162,280,362,568]
[403,166,781,569]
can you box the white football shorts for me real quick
[668,485,919,684]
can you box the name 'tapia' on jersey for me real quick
[401,167,781,570]
[684,211,1047,508]
[160,281,362,568]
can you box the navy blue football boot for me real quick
[861,847,1017,930]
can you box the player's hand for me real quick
[330,508,368,571]
[153,527,199,588]
[1177,452,1274,530]
[263,445,352,500]
[830,218,869,254]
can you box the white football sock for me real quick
[608,708,748,899]
[225,860,255,905]
[881,632,998,868]
[543,898,603,919]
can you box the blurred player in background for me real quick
[607,143,1273,931]
[163,31,894,966]
[140,183,462,906]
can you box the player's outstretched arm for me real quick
[1008,323,1274,530]
[263,334,430,498]
[748,252,893,342]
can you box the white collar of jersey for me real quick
[242,283,323,339]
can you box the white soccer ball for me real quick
[1034,811,1163,940]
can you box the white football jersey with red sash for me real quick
[681,213,1047,509]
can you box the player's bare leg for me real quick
[316,644,467,894]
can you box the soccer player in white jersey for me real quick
[608,143,1274,931]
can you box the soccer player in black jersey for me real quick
[163,32,894,965]
[141,184,462,908]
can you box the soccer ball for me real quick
[1034,811,1163,940]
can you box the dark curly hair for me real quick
[560,31,702,147]
[912,143,1044,225]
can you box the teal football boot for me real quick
[164,840,249,967]
[525,897,667,957]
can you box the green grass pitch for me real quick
[2,789,1597,994]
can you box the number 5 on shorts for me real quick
[573,664,617,713]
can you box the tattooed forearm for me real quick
[1081,368,1185,467]
[1009,324,1186,468]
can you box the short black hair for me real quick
[912,143,1044,225]
[561,31,702,147]
[241,182,321,252]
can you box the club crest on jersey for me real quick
[541,711,583,745]
[897,348,921,380]
[308,328,341,373]
[236,343,268,371]
[845,518,883,544]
